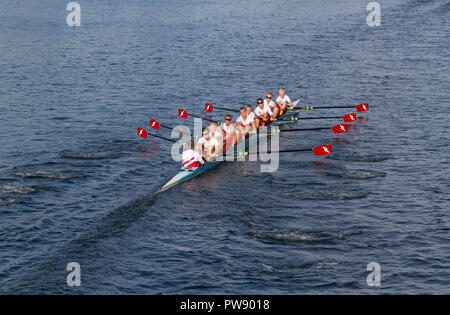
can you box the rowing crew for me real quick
[182,89,294,169]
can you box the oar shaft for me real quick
[160,124,172,131]
[299,116,342,120]
[274,149,312,153]
[160,123,188,134]
[160,123,201,140]
[189,113,218,123]
[262,127,330,135]
[280,127,330,132]
[306,106,355,109]
[212,106,240,113]
[274,115,341,122]
[227,148,313,158]
[148,132,177,143]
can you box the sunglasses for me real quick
[266,96,272,99]
[257,102,263,105]
[225,118,231,121]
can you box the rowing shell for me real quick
[160,99,302,191]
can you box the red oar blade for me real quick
[205,103,214,112]
[356,103,369,112]
[178,108,188,119]
[137,128,148,139]
[331,123,347,134]
[149,119,161,130]
[343,113,357,123]
[313,144,332,156]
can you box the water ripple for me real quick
[0,184,38,194]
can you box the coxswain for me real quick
[182,140,205,169]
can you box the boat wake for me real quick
[249,230,316,243]
[284,191,369,200]
[328,153,392,162]
[5,190,160,293]
[248,228,360,244]
[0,184,38,194]
[324,169,387,180]
[247,222,368,246]
[10,166,85,180]
[58,150,122,160]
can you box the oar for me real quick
[205,103,240,113]
[278,123,348,134]
[281,113,357,123]
[228,144,332,158]
[280,127,331,132]
[150,119,176,132]
[150,119,200,139]
[303,103,369,112]
[261,123,347,135]
[137,128,178,143]
[178,108,222,124]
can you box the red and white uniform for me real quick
[246,112,256,121]
[254,105,273,118]
[221,123,235,136]
[276,94,292,110]
[197,136,220,155]
[209,130,223,141]
[182,149,204,168]
[220,124,235,152]
[264,99,276,110]
[236,115,254,127]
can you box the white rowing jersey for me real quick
[236,115,254,126]
[254,105,273,118]
[209,130,223,141]
[221,123,235,135]
[264,99,276,109]
[246,112,256,121]
[276,95,292,106]
[198,136,220,152]
[182,149,204,168]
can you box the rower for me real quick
[182,140,205,169]
[245,104,258,132]
[264,92,276,118]
[254,98,273,127]
[208,122,223,141]
[273,88,293,117]
[235,107,256,140]
[245,104,256,122]
[196,128,220,162]
[219,114,237,150]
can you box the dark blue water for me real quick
[1,0,449,294]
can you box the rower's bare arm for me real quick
[195,144,202,155]
[206,152,216,162]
